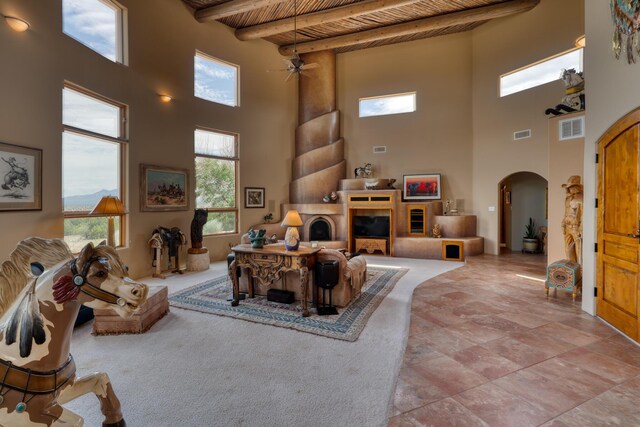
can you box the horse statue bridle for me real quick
[70,257,127,307]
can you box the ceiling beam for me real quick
[195,0,289,22]
[278,0,540,56]
[236,0,422,41]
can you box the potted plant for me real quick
[523,217,539,252]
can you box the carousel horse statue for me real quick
[545,68,585,116]
[0,237,148,426]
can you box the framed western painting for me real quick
[245,187,265,208]
[0,142,42,211]
[140,164,189,211]
[403,174,441,201]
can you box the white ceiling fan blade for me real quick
[284,72,295,83]
[301,62,320,70]
[267,68,289,72]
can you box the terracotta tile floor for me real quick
[389,253,640,427]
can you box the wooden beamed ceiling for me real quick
[182,0,540,55]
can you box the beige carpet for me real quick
[64,256,462,426]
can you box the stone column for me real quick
[290,50,346,204]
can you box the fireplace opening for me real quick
[352,216,390,238]
[309,218,332,241]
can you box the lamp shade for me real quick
[90,196,126,216]
[281,210,303,227]
[5,16,30,32]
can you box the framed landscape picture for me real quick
[0,142,42,211]
[141,164,189,211]
[245,187,265,208]
[403,174,441,201]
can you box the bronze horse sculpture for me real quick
[0,237,148,426]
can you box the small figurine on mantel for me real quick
[354,163,372,178]
[187,209,210,272]
[432,223,442,239]
[444,199,459,215]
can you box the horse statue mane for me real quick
[0,237,72,317]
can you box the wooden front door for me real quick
[597,109,640,341]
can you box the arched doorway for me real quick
[498,172,548,253]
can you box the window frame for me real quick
[499,47,584,97]
[194,50,241,107]
[62,0,128,65]
[358,91,417,118]
[194,127,239,236]
[62,82,128,247]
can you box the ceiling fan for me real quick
[268,0,319,82]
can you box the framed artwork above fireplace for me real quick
[403,174,441,201]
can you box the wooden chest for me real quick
[355,238,387,255]
[93,285,169,335]
[546,259,582,301]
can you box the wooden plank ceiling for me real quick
[181,0,539,55]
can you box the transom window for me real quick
[500,47,583,97]
[195,129,238,235]
[62,84,127,252]
[194,51,240,107]
[62,0,126,64]
[359,92,416,118]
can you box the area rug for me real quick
[169,266,407,341]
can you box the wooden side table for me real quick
[229,244,320,317]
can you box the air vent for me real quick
[559,116,585,140]
[373,146,387,154]
[513,129,532,140]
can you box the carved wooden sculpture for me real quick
[562,175,583,263]
[290,50,346,203]
[189,209,208,253]
[0,237,148,426]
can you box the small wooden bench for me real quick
[93,285,169,335]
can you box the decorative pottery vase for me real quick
[251,238,265,248]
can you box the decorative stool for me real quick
[546,259,582,301]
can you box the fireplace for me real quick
[304,215,336,241]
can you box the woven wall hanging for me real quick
[612,0,640,63]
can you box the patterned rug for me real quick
[169,266,408,341]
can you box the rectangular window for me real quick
[500,48,583,97]
[359,92,416,118]
[62,84,127,252]
[195,129,238,235]
[194,51,239,107]
[62,0,126,64]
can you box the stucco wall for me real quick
[336,33,474,212]
[471,0,585,255]
[0,0,296,278]
[547,112,584,264]
[582,0,640,315]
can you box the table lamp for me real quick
[281,210,303,251]
[90,196,126,247]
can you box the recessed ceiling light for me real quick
[159,94,173,103]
